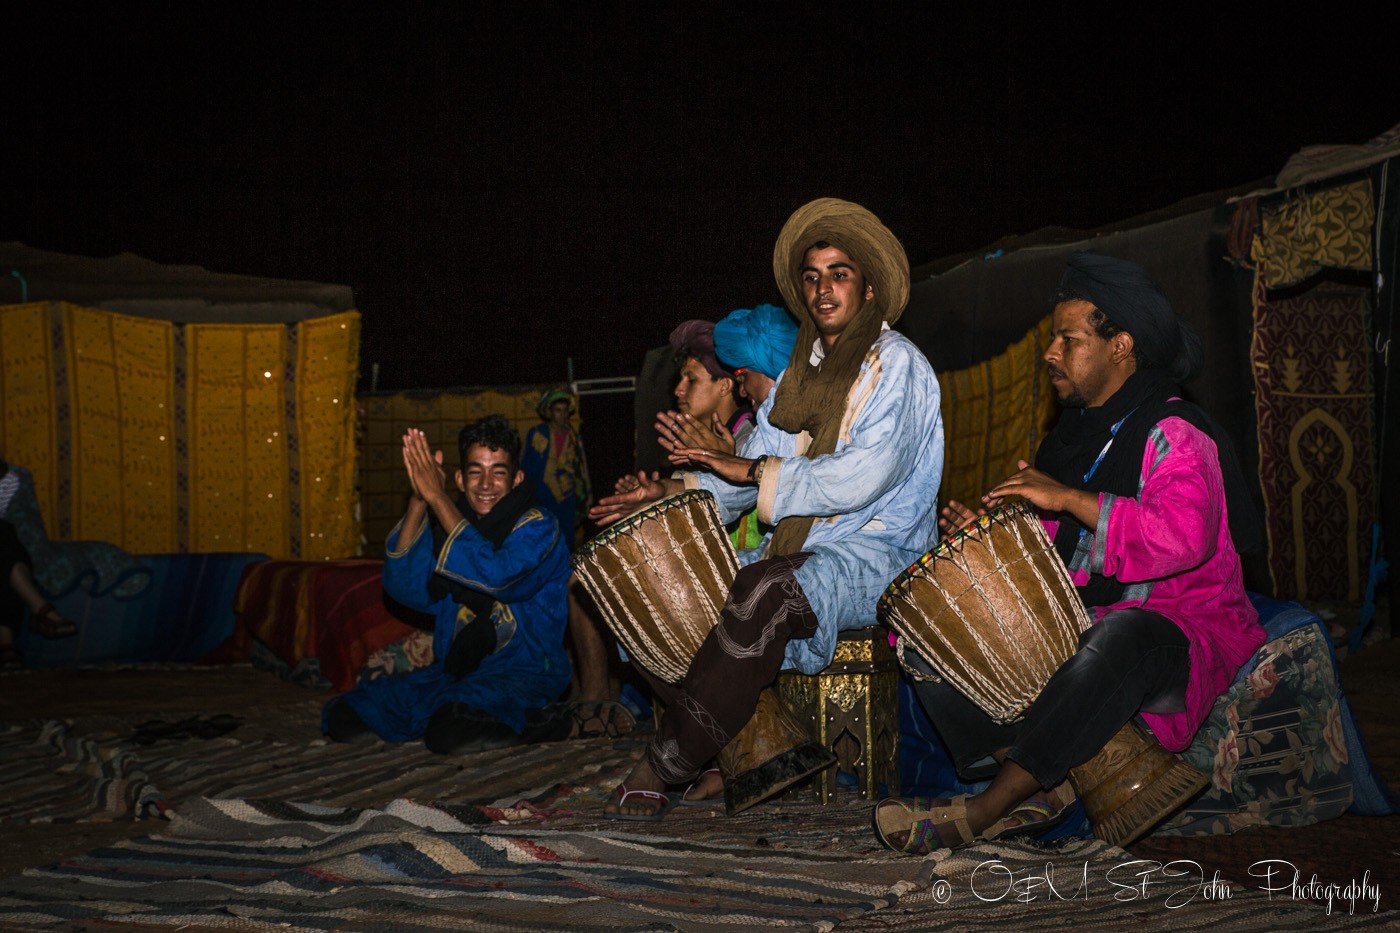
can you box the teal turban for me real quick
[712,303,799,380]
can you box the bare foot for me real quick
[682,766,723,802]
[605,758,668,818]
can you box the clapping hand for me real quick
[613,470,660,496]
[402,428,447,503]
[667,447,753,485]
[655,410,735,462]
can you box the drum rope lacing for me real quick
[573,491,738,684]
[879,502,1092,723]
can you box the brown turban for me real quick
[764,198,910,556]
[771,197,910,330]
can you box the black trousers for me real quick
[909,608,1190,789]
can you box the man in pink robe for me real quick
[875,251,1265,855]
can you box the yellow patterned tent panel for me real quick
[187,323,291,555]
[1251,179,1374,290]
[64,304,178,552]
[0,302,361,559]
[296,314,362,560]
[937,316,1058,510]
[0,303,60,523]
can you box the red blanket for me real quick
[227,559,417,692]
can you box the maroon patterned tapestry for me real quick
[1252,283,1376,601]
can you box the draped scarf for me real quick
[425,481,538,618]
[765,198,910,557]
[1035,369,1262,608]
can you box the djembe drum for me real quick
[878,500,1209,847]
[573,489,834,813]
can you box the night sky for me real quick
[6,4,1399,396]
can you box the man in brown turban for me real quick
[590,198,945,818]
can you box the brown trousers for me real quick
[641,552,817,785]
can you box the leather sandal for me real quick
[873,794,987,855]
[990,780,1077,839]
[32,603,77,639]
[567,700,636,739]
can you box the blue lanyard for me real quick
[1075,409,1135,548]
[1083,410,1135,483]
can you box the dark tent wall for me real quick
[899,199,1269,591]
[634,345,681,476]
[0,242,355,321]
[902,196,1262,495]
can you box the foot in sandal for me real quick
[873,782,1078,855]
[990,781,1077,838]
[872,794,986,855]
[31,603,77,639]
[677,765,723,805]
[604,757,672,820]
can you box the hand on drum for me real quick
[939,499,985,535]
[983,460,1099,529]
[655,410,735,459]
[590,471,671,526]
[402,428,448,503]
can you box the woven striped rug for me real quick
[2,795,1388,932]
[0,709,637,826]
[2,709,1388,930]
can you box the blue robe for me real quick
[332,506,572,741]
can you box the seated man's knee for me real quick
[1076,619,1123,659]
[1077,609,1184,663]
[718,557,807,649]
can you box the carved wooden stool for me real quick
[775,626,900,803]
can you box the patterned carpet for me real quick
[2,793,1392,931]
[0,663,1393,931]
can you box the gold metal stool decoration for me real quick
[775,626,900,803]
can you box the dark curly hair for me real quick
[457,414,521,471]
[1085,305,1141,367]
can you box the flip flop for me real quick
[132,714,244,745]
[602,785,676,822]
[676,767,722,807]
[32,603,77,639]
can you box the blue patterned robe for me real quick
[333,506,572,741]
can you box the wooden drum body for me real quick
[573,489,737,685]
[573,490,833,813]
[878,501,1208,847]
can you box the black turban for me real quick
[1055,251,1203,382]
